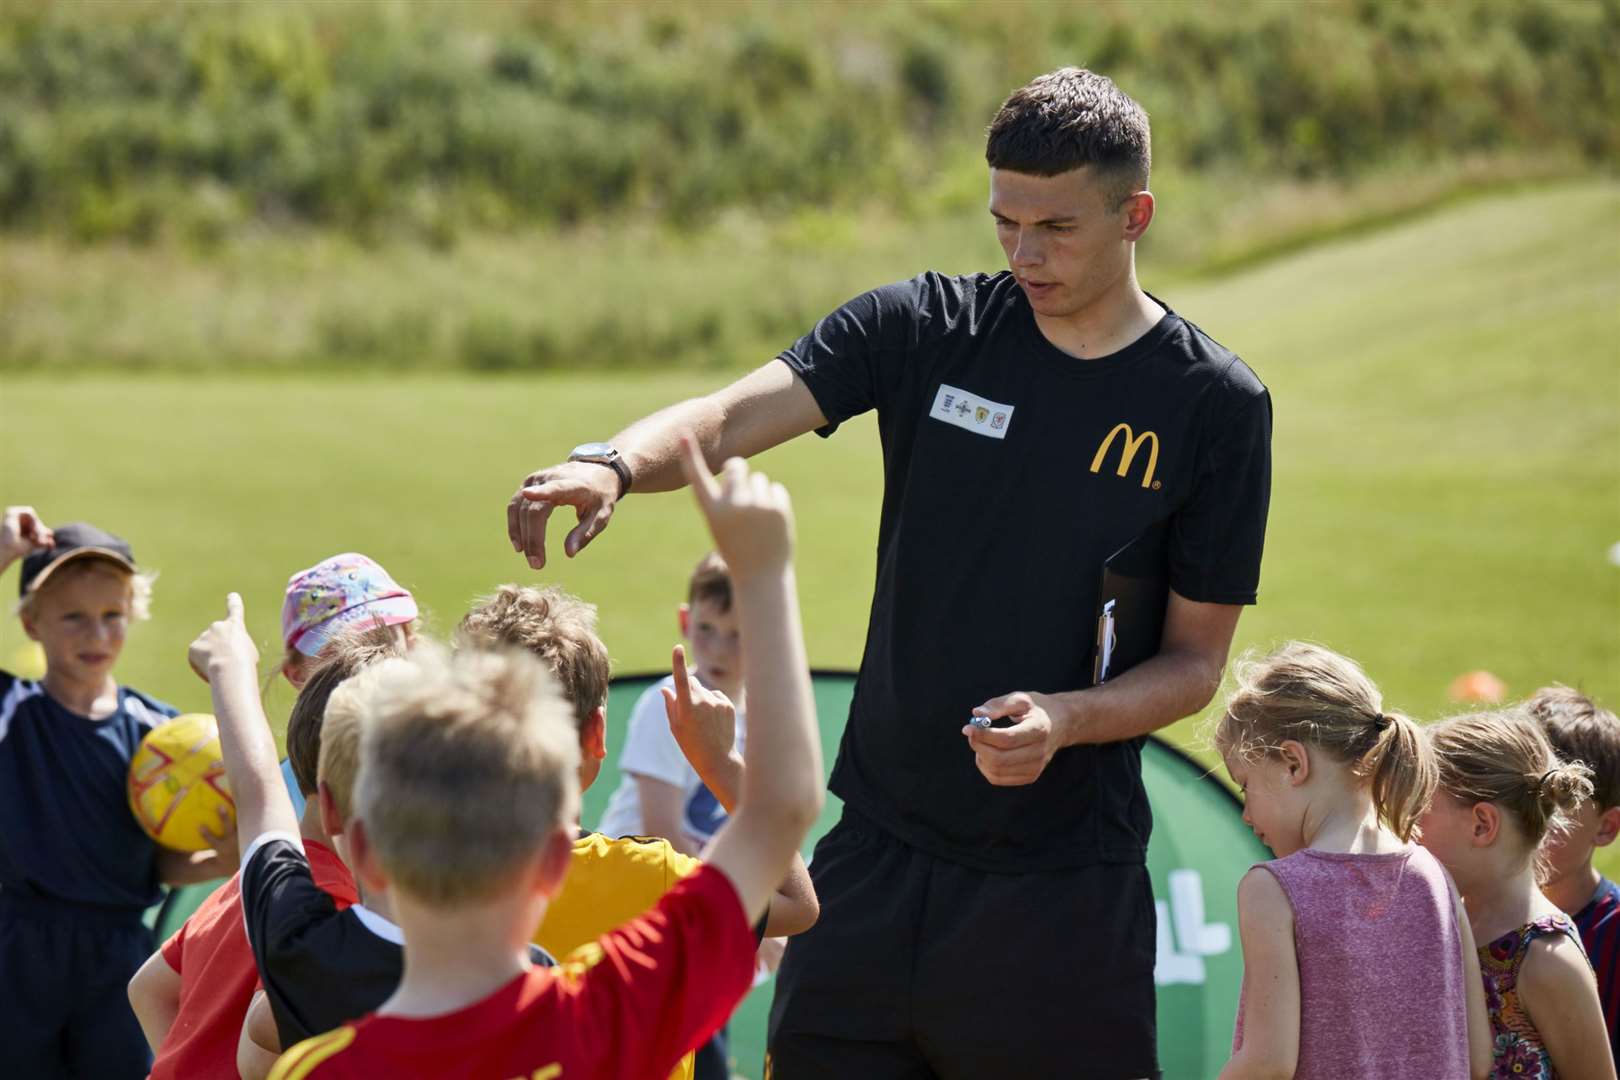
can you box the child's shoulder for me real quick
[0,666,41,711]
[118,685,180,728]
[1576,877,1620,970]
[1519,916,1595,996]
[1487,911,1582,966]
[573,831,701,882]
[265,1024,359,1080]
[1235,863,1293,920]
[1586,876,1620,924]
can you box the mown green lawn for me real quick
[2,182,1617,874]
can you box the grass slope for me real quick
[2,182,1617,874]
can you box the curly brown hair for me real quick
[456,584,610,730]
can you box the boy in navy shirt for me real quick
[0,505,236,1079]
[1534,685,1620,1069]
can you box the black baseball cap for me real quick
[18,522,138,598]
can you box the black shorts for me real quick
[767,809,1159,1080]
[0,893,155,1080]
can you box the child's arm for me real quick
[127,949,182,1052]
[664,644,818,935]
[187,593,301,850]
[676,436,823,926]
[1451,887,1493,1080]
[1520,933,1617,1080]
[237,990,281,1080]
[1217,868,1299,1080]
[0,505,53,573]
[635,775,702,857]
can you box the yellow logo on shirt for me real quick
[1089,423,1160,489]
[507,1066,563,1080]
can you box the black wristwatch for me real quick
[568,442,632,498]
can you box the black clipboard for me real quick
[1092,520,1170,686]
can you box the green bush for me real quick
[0,0,1613,242]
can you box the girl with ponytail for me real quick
[1421,708,1614,1079]
[1213,642,1491,1080]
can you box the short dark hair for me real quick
[286,624,410,797]
[985,67,1150,209]
[1527,685,1620,809]
[687,551,732,614]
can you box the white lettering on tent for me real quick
[1154,868,1232,986]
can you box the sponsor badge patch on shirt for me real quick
[930,384,1014,440]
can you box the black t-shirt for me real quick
[780,271,1271,871]
[241,833,555,1047]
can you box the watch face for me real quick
[570,442,615,459]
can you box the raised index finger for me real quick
[226,592,245,623]
[676,431,720,509]
[671,644,695,713]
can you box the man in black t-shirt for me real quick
[505,68,1271,1080]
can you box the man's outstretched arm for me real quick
[507,360,827,568]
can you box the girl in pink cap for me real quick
[279,553,419,689]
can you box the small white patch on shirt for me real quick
[930,384,1014,440]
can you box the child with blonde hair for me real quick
[1,506,232,1080]
[1214,642,1491,1080]
[1421,707,1615,1079]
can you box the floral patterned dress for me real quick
[1479,913,1589,1079]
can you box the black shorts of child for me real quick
[0,891,155,1080]
[767,809,1160,1080]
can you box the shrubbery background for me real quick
[5,0,1615,241]
[1,0,1614,372]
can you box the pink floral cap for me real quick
[281,553,418,658]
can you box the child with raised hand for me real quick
[266,437,821,1080]
[1422,707,1615,1079]
[597,551,744,856]
[129,636,375,1080]
[457,584,816,1080]
[1214,642,1492,1080]
[1530,687,1620,1068]
[180,620,555,1078]
[454,583,817,956]
[0,505,233,1080]
[125,555,416,1080]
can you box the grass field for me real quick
[2,181,1617,877]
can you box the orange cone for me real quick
[1448,670,1507,704]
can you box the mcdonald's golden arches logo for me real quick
[1089,423,1160,489]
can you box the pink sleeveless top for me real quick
[1232,846,1472,1079]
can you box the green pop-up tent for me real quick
[150,672,1261,1079]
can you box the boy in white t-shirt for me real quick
[598,553,744,855]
